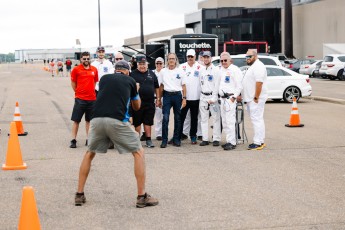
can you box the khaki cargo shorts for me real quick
[88,117,141,154]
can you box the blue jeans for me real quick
[162,92,182,144]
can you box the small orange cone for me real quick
[285,97,304,127]
[2,122,27,170]
[13,102,28,136]
[18,186,41,230]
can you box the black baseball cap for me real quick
[136,55,147,63]
[115,60,130,70]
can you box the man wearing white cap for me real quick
[91,46,115,96]
[198,51,221,147]
[153,57,165,140]
[215,52,243,151]
[179,49,204,144]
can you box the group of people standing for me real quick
[155,49,267,151]
[48,58,73,77]
[69,46,267,208]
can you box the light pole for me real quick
[140,0,144,49]
[285,0,293,58]
[98,0,101,46]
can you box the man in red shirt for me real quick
[70,51,99,148]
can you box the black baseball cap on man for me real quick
[136,55,147,63]
[115,60,130,70]
[96,46,105,52]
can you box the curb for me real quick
[306,96,345,105]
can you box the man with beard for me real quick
[240,49,268,150]
[91,46,114,96]
[70,52,98,148]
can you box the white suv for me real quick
[319,54,345,80]
[212,54,282,68]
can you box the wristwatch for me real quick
[182,96,187,99]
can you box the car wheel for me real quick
[337,69,344,80]
[283,86,301,103]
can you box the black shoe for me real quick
[70,139,77,148]
[221,143,226,148]
[213,141,220,147]
[160,142,167,148]
[197,136,203,141]
[181,134,188,140]
[75,193,86,206]
[173,142,181,147]
[223,143,236,151]
[140,132,146,141]
[156,136,162,141]
[85,139,88,146]
[199,141,209,146]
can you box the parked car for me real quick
[319,54,345,80]
[299,59,323,77]
[240,65,312,103]
[212,54,282,68]
[312,61,323,78]
[284,59,302,73]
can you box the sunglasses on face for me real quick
[246,55,254,59]
[115,58,123,61]
[156,62,163,65]
[98,51,105,53]
[82,58,90,61]
[220,59,228,63]
[187,56,194,58]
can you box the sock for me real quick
[138,193,147,198]
[76,192,84,195]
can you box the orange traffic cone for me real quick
[13,102,28,136]
[285,97,304,127]
[2,122,27,170]
[18,186,41,230]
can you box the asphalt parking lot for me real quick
[0,63,345,229]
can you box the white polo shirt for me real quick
[160,67,185,92]
[91,59,114,91]
[216,64,243,98]
[199,63,220,103]
[242,59,268,102]
[179,62,204,100]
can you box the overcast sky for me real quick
[0,0,201,54]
